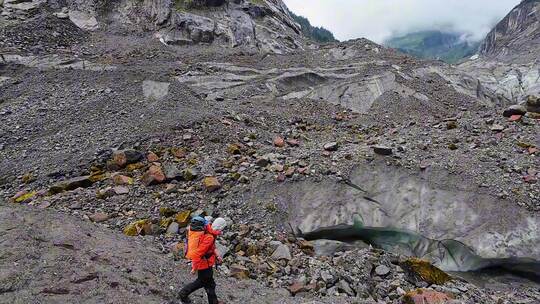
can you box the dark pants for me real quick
[179,268,218,304]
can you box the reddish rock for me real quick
[402,289,452,304]
[289,282,306,295]
[203,176,221,192]
[273,136,285,147]
[523,175,537,184]
[112,150,143,168]
[142,165,166,186]
[509,114,522,122]
[276,173,286,182]
[529,147,538,155]
[89,212,110,223]
[147,152,160,162]
[112,174,132,185]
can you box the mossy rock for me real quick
[159,217,174,229]
[175,210,192,227]
[126,162,145,172]
[400,258,452,285]
[48,176,94,195]
[159,207,177,217]
[123,219,153,236]
[12,191,37,203]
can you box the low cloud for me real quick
[284,0,521,43]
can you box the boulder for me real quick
[123,219,153,236]
[203,176,221,192]
[400,258,451,285]
[402,289,453,304]
[503,104,527,117]
[142,165,166,186]
[323,142,339,151]
[373,145,393,156]
[49,176,94,195]
[112,150,143,168]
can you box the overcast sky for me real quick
[283,0,521,43]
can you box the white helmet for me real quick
[211,217,227,231]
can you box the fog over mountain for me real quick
[283,0,521,43]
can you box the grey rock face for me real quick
[62,0,304,53]
[458,1,540,103]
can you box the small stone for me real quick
[337,280,355,296]
[142,165,166,186]
[373,145,393,155]
[159,207,177,217]
[402,289,453,304]
[270,244,292,260]
[375,265,391,276]
[227,144,242,155]
[203,176,221,192]
[276,173,286,182]
[126,162,145,172]
[89,212,110,223]
[113,186,129,195]
[166,222,180,235]
[163,164,182,181]
[175,210,192,227]
[490,124,505,132]
[286,139,299,146]
[508,114,522,122]
[446,121,458,130]
[123,219,153,236]
[147,152,160,162]
[255,157,270,167]
[112,174,133,185]
[323,142,339,151]
[112,150,143,168]
[229,264,250,280]
[183,168,199,181]
[171,147,187,159]
[273,136,285,147]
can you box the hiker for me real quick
[179,216,227,304]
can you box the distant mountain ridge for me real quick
[384,30,479,64]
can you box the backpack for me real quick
[184,216,212,260]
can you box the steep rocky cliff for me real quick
[459,0,540,103]
[479,0,540,60]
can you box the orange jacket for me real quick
[190,225,221,271]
